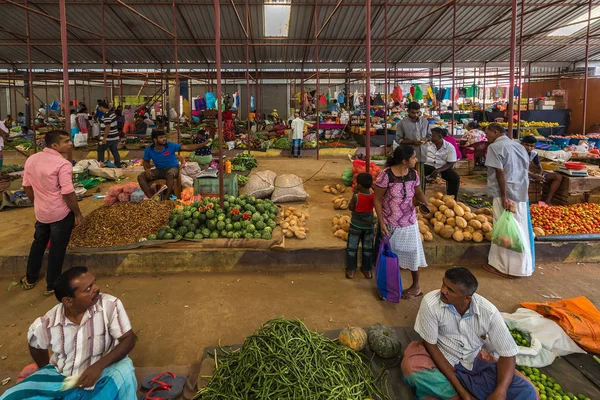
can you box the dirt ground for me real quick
[0,263,598,377]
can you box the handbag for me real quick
[375,235,402,303]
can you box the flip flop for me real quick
[345,270,355,279]
[361,269,373,279]
[141,384,173,400]
[401,290,423,300]
[43,289,55,297]
[142,372,185,398]
[482,264,517,279]
[20,276,37,291]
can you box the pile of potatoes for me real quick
[323,184,346,195]
[417,219,434,242]
[332,214,350,241]
[280,207,309,240]
[421,192,494,243]
[332,195,349,210]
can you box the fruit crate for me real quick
[193,173,238,197]
[72,169,89,183]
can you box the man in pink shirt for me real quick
[21,130,83,296]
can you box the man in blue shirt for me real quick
[138,130,209,200]
[328,99,342,114]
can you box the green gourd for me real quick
[368,323,402,359]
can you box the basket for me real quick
[564,161,586,171]
[551,137,570,147]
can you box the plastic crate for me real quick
[72,169,89,183]
[193,173,238,197]
[551,137,570,147]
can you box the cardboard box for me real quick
[540,100,555,106]
[552,89,566,96]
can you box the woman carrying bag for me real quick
[374,145,430,300]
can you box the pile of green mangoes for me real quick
[517,366,591,400]
[509,327,531,347]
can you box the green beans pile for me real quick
[193,318,389,400]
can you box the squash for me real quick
[463,231,473,241]
[339,326,368,351]
[453,230,464,242]
[453,205,465,217]
[434,192,444,200]
[486,215,494,223]
[423,231,433,241]
[457,202,471,213]
[484,232,492,241]
[472,232,484,243]
[463,212,475,221]
[433,221,444,234]
[476,215,488,224]
[420,233,425,242]
[418,221,429,234]
[442,195,455,203]
[446,217,456,227]
[455,216,467,229]
[438,205,448,213]
[431,199,444,208]
[468,220,482,230]
[445,199,457,208]
[444,209,455,218]
[481,222,492,233]
[466,226,475,234]
[367,323,402,359]
[431,218,438,226]
[533,227,545,236]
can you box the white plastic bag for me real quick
[503,319,556,367]
[502,308,586,357]
[73,133,88,148]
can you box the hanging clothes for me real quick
[193,97,202,111]
[392,85,403,102]
[235,92,240,109]
[326,92,331,104]
[319,94,327,105]
[198,98,206,111]
[373,93,385,106]
[205,92,216,109]
[334,89,339,102]
[337,91,345,105]
[353,90,361,108]
[414,85,423,101]
[232,92,238,110]
[410,85,415,97]
[370,84,376,97]
[250,94,255,111]
[458,87,467,98]
[513,85,520,98]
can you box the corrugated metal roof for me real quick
[0,0,598,69]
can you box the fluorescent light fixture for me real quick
[548,6,600,37]
[264,0,291,37]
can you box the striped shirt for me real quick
[28,294,132,377]
[414,290,518,370]
[100,110,119,142]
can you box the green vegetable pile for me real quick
[509,326,531,347]
[463,193,492,208]
[193,318,389,400]
[148,195,277,241]
[1,164,24,173]
[7,138,33,151]
[231,153,258,171]
[517,366,590,400]
[237,175,249,187]
[272,137,291,149]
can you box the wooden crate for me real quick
[529,181,543,203]
[455,160,473,176]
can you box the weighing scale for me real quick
[198,168,220,178]
[557,167,588,177]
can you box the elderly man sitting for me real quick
[0,267,137,400]
[401,267,538,400]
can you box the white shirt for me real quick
[28,294,132,377]
[70,114,77,127]
[414,290,518,370]
[426,140,457,169]
[485,135,530,202]
[291,117,305,140]
[0,121,6,150]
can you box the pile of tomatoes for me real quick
[530,203,600,235]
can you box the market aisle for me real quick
[0,263,598,373]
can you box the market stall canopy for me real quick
[0,0,599,70]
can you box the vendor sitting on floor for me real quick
[402,267,538,400]
[0,267,137,400]
[425,127,460,198]
[138,130,209,200]
[521,135,563,206]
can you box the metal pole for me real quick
[438,63,442,114]
[383,0,388,151]
[101,0,107,101]
[582,0,592,134]
[245,0,251,154]
[516,0,525,137]
[365,0,371,171]
[215,0,224,208]
[526,62,531,111]
[165,68,170,132]
[172,0,180,143]
[507,0,517,138]
[451,1,456,135]
[189,78,193,121]
[25,0,37,153]
[59,0,71,160]
[315,0,320,161]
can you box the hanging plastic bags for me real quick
[491,210,525,253]
[205,92,216,109]
[375,236,402,303]
[392,85,403,102]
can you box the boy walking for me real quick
[346,173,375,279]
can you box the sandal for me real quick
[345,270,355,279]
[361,269,373,279]
[20,276,37,291]
[43,289,55,297]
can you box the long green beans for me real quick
[193,318,390,400]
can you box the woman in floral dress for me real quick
[374,145,430,299]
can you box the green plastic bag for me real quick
[491,210,525,253]
[342,167,353,186]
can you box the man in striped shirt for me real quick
[2,267,137,399]
[97,101,121,167]
[402,267,538,400]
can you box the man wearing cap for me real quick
[138,130,210,200]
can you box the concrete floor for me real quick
[0,263,598,376]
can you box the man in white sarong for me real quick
[483,123,535,278]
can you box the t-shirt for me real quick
[193,135,211,156]
[528,150,540,166]
[100,111,119,142]
[123,108,135,123]
[485,135,530,202]
[426,140,458,169]
[70,114,77,128]
[350,193,374,230]
[76,113,88,131]
[395,116,431,162]
[143,141,182,169]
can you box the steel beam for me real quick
[317,0,345,38]
[116,0,175,38]
[365,0,371,171]
[173,0,180,143]
[315,0,320,161]
[507,0,517,138]
[215,0,224,207]
[59,0,71,160]
[451,1,456,132]
[383,0,388,150]
[516,0,525,136]
[583,0,592,134]
[245,0,251,153]
[101,0,108,100]
[25,0,37,153]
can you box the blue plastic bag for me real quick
[375,236,402,303]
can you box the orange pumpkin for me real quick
[338,326,367,351]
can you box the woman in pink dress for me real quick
[374,145,430,299]
[441,128,461,160]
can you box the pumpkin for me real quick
[338,326,367,351]
[367,323,402,359]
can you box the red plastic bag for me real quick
[117,192,130,203]
[104,195,118,206]
[122,182,139,194]
[108,185,124,197]
[351,159,381,189]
